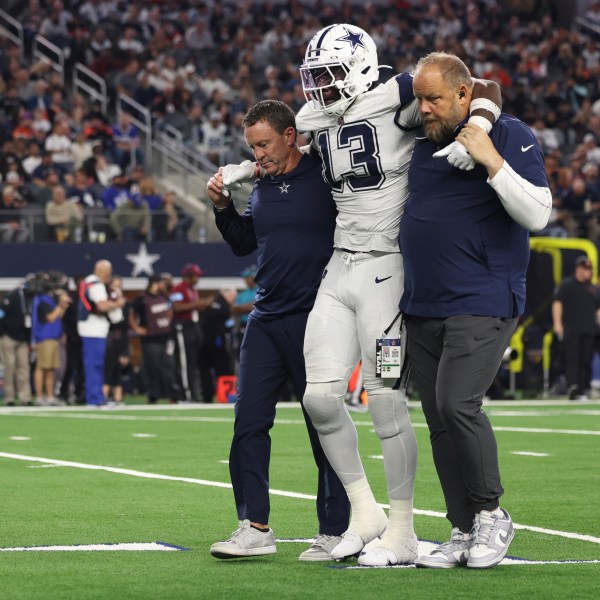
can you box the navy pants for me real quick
[229,312,350,535]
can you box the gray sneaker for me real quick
[415,528,471,569]
[467,509,514,569]
[298,534,342,562]
[210,520,276,559]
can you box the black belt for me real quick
[339,248,360,254]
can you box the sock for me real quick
[344,478,387,538]
[385,498,414,537]
[251,525,270,533]
[345,477,379,517]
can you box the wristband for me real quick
[468,115,492,134]
[469,97,501,121]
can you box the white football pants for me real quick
[304,249,417,502]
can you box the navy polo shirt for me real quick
[400,114,548,319]
[215,153,336,319]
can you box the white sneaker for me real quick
[298,534,342,562]
[467,509,514,569]
[46,397,66,406]
[358,532,418,566]
[415,528,472,568]
[210,520,276,559]
[330,506,388,560]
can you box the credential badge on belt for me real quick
[376,338,401,378]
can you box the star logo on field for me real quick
[125,243,160,277]
[278,182,290,194]
[336,28,366,52]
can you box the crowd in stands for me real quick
[1,1,600,242]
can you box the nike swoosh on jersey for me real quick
[521,144,534,152]
[375,276,392,283]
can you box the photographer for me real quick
[0,273,41,406]
[31,270,71,406]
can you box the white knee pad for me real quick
[368,388,412,440]
[304,381,348,435]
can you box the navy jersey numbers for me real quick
[317,121,385,193]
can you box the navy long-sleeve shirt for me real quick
[400,114,548,319]
[215,153,337,320]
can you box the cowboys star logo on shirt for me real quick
[278,182,290,194]
[336,28,366,52]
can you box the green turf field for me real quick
[1,400,599,599]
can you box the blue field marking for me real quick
[0,542,192,552]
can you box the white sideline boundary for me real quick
[1,451,599,547]
[2,410,600,436]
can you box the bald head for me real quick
[94,260,112,283]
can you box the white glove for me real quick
[221,160,260,190]
[433,141,475,171]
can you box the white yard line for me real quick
[511,451,550,457]
[2,411,599,436]
[1,451,599,547]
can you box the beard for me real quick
[422,104,465,144]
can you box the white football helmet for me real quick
[300,24,379,117]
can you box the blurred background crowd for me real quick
[1,0,600,403]
[0,263,260,406]
[1,0,600,242]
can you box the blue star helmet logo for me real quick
[336,27,366,52]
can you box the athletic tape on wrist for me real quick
[469,97,501,121]
[468,114,492,134]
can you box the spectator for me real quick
[139,177,163,210]
[110,189,151,241]
[44,185,83,242]
[152,190,193,242]
[100,172,130,211]
[31,275,71,405]
[71,131,94,171]
[111,112,144,171]
[198,111,229,166]
[560,175,600,240]
[66,168,99,208]
[21,141,44,176]
[44,121,74,173]
[552,256,600,401]
[0,185,29,242]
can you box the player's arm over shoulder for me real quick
[471,79,502,130]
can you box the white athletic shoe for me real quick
[415,528,472,569]
[358,532,418,566]
[467,509,514,569]
[210,520,276,559]
[298,534,342,562]
[330,507,388,560]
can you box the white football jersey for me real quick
[296,72,420,252]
